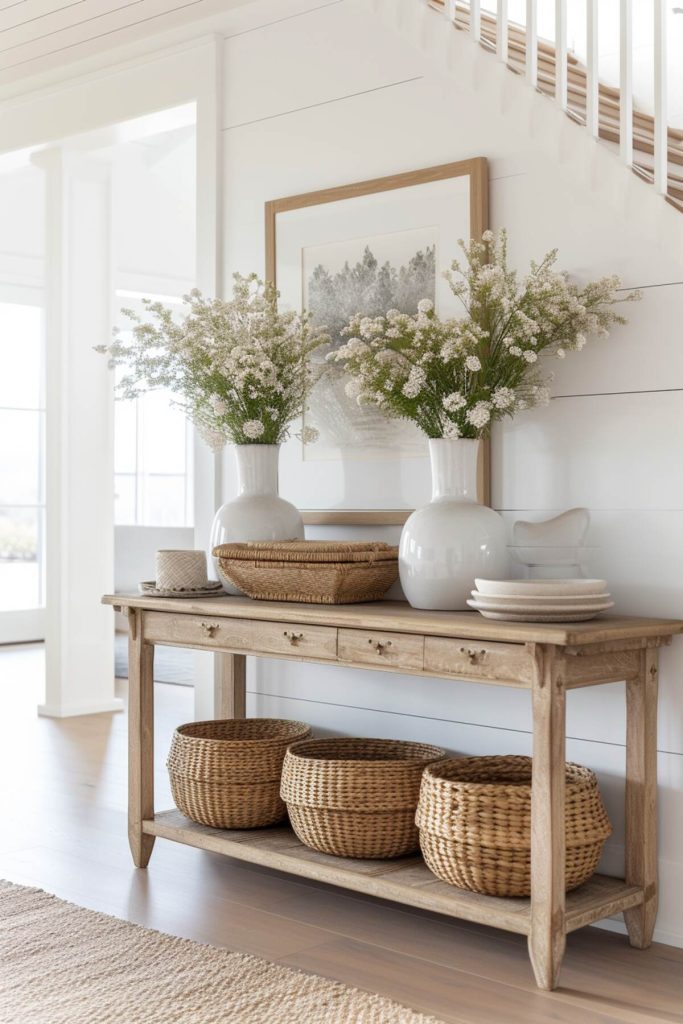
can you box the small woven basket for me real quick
[167,718,311,829]
[281,737,446,859]
[416,755,612,897]
[213,540,399,605]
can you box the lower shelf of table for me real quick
[144,810,643,936]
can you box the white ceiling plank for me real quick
[0,0,86,34]
[0,0,215,71]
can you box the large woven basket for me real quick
[416,755,612,897]
[167,718,311,829]
[281,737,446,859]
[213,540,398,604]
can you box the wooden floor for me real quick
[1,644,682,1024]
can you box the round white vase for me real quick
[399,438,508,610]
[210,444,304,595]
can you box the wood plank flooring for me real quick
[1,643,682,1024]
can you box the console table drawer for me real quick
[143,612,337,660]
[251,620,338,660]
[338,628,424,671]
[424,636,533,686]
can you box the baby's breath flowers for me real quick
[331,230,640,440]
[97,274,329,450]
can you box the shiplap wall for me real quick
[218,0,683,946]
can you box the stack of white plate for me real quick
[468,578,613,622]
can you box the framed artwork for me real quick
[265,159,490,525]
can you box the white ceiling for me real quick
[0,0,249,92]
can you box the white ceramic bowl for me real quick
[474,578,608,598]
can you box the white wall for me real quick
[217,0,683,947]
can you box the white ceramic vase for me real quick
[210,444,304,595]
[399,438,508,610]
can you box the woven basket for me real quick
[167,718,311,829]
[416,755,612,897]
[281,737,446,859]
[213,540,399,605]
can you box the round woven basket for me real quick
[281,737,446,859]
[167,718,311,829]
[416,755,612,897]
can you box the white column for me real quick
[193,36,226,722]
[36,147,121,718]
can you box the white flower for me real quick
[533,386,550,406]
[345,378,363,400]
[299,425,319,444]
[466,401,491,429]
[210,396,227,415]
[242,419,265,439]
[482,229,494,242]
[199,426,227,452]
[465,355,482,373]
[491,386,515,409]
[337,337,369,358]
[523,350,538,363]
[443,420,461,439]
[575,333,587,350]
[402,365,427,399]
[509,345,523,357]
[443,391,466,412]
[417,298,434,314]
[556,348,566,359]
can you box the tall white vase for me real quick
[210,444,304,595]
[399,438,508,610]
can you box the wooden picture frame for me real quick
[266,158,490,527]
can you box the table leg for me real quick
[624,648,659,948]
[128,608,155,868]
[215,653,246,719]
[528,643,567,990]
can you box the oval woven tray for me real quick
[213,541,399,604]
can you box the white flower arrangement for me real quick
[97,274,329,450]
[331,230,640,440]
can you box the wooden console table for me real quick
[103,593,683,990]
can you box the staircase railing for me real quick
[430,1,681,211]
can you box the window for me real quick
[0,302,45,611]
[113,294,193,528]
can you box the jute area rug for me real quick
[0,881,445,1024]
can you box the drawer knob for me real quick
[200,621,220,638]
[369,639,392,655]
[460,646,486,664]
[283,630,304,646]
